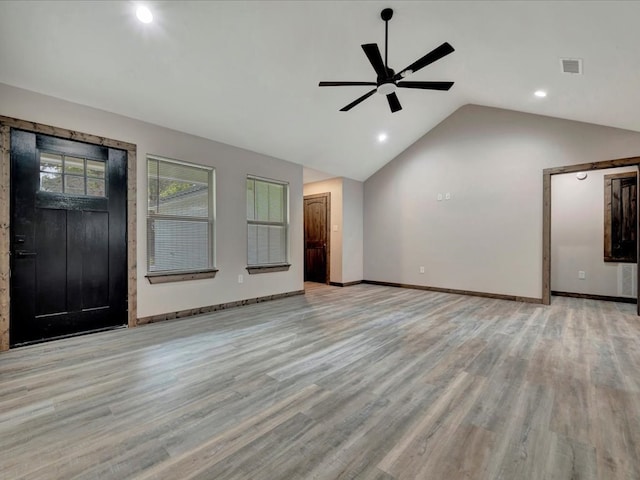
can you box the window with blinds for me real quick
[247,176,288,266]
[147,156,214,274]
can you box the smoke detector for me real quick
[560,58,583,75]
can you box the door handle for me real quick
[14,250,37,258]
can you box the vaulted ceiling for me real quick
[1,1,639,181]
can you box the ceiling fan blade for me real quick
[397,81,454,91]
[387,92,402,113]
[361,43,387,78]
[339,88,377,111]
[319,81,377,86]
[394,42,455,80]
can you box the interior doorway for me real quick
[542,156,640,314]
[304,193,330,283]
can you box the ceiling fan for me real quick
[319,8,455,113]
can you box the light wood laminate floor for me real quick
[1,283,639,480]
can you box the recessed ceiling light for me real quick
[136,5,153,23]
[377,133,388,143]
[534,90,547,98]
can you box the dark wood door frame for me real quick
[0,115,138,351]
[542,155,640,314]
[304,192,330,284]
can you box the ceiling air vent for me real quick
[560,58,582,74]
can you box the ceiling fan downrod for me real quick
[381,8,393,70]
[377,8,396,95]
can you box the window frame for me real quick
[145,154,217,283]
[604,170,637,263]
[246,175,290,273]
[38,150,107,197]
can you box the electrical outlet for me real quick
[437,193,443,201]
[238,274,243,284]
[445,192,451,200]
[419,266,425,274]
[578,271,586,280]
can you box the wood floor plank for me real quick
[0,284,639,479]
[592,386,640,480]
[549,378,596,445]
[543,434,598,480]
[377,371,487,476]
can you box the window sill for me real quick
[146,269,218,284]
[246,264,291,274]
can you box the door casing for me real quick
[304,192,330,284]
[542,155,640,315]
[0,115,138,351]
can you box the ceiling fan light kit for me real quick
[319,8,455,113]
[377,82,397,96]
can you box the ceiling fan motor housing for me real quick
[377,67,397,95]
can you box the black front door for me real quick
[10,130,127,346]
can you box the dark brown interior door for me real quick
[304,193,329,283]
[10,130,127,346]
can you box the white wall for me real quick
[342,178,363,283]
[304,177,342,283]
[0,83,303,318]
[551,167,637,296]
[364,104,640,299]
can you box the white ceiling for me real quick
[1,1,639,181]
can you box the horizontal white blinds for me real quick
[148,218,210,272]
[247,224,286,265]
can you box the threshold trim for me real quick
[329,281,362,287]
